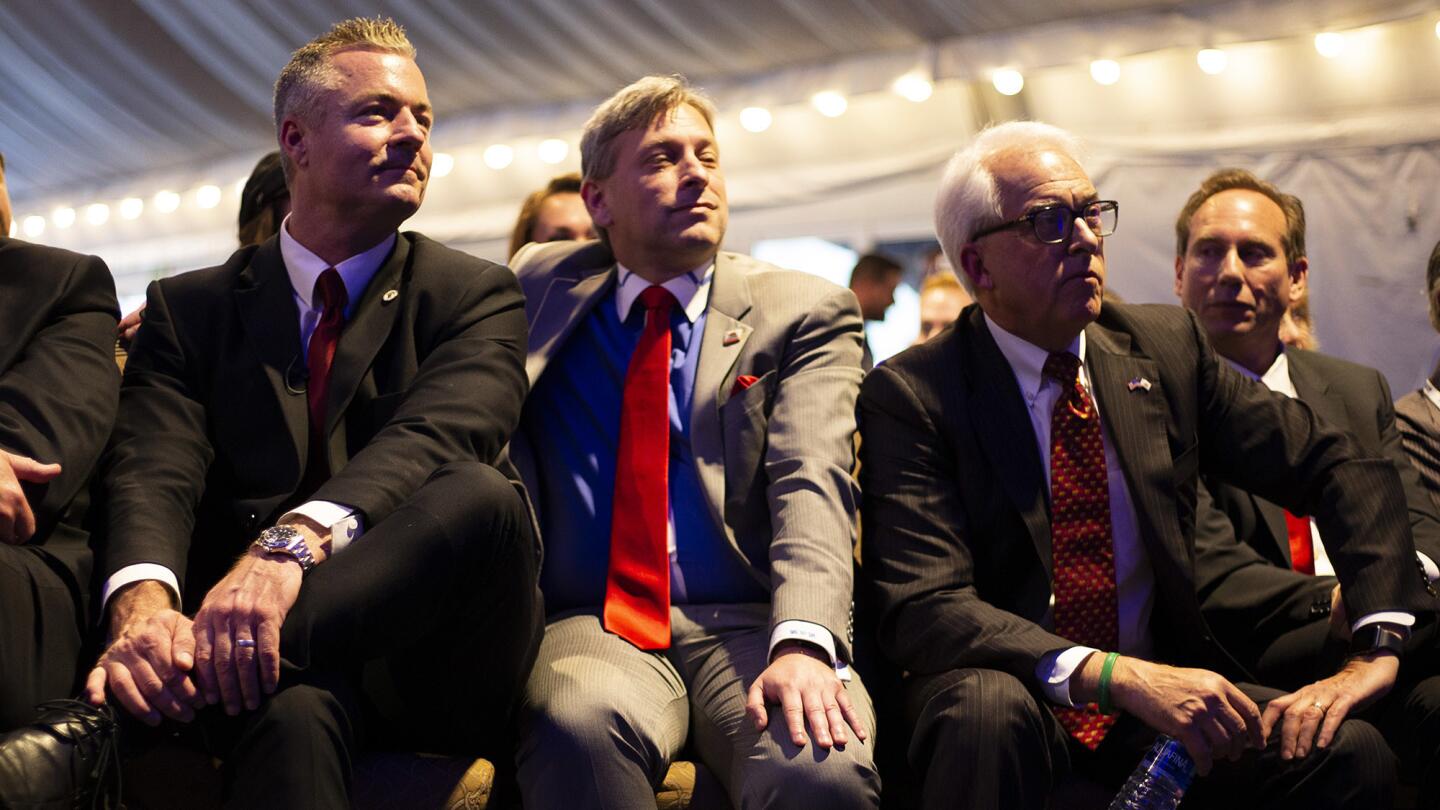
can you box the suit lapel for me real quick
[323,235,411,439]
[233,240,307,468]
[968,314,1053,576]
[524,265,616,386]
[692,253,753,525]
[1085,324,1190,584]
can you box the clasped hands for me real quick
[745,639,869,750]
[1076,650,1397,775]
[86,518,326,724]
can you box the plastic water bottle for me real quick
[1107,735,1196,809]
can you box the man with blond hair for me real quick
[82,18,540,807]
[508,75,880,808]
[860,121,1423,808]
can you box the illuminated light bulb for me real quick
[52,207,75,229]
[811,91,848,118]
[23,215,45,238]
[119,197,144,220]
[1090,59,1121,86]
[1314,32,1346,58]
[484,144,514,170]
[739,106,773,133]
[992,68,1025,96]
[154,191,180,213]
[537,139,569,164]
[85,203,110,226]
[431,152,455,178]
[893,73,934,102]
[196,185,222,209]
[1197,48,1229,75]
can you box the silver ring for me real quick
[235,638,257,649]
[1311,700,1326,711]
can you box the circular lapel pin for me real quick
[382,289,399,303]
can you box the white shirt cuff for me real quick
[1037,646,1100,707]
[1352,611,1416,632]
[101,563,182,613]
[1419,553,1439,584]
[769,620,851,681]
[279,500,363,554]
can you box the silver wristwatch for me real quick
[252,525,316,573]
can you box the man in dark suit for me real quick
[0,154,121,730]
[1175,168,1440,804]
[508,76,879,808]
[859,121,1431,809]
[81,19,540,808]
[1396,240,1440,515]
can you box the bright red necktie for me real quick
[1284,511,1315,575]
[1044,351,1120,750]
[303,269,347,488]
[604,286,676,650]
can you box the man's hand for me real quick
[745,641,867,749]
[1327,584,1350,641]
[85,581,200,726]
[1261,651,1398,760]
[191,545,305,716]
[0,449,61,544]
[117,303,146,349]
[1100,657,1265,775]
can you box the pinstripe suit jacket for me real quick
[508,240,866,660]
[858,302,1433,684]
[1398,386,1440,516]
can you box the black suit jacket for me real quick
[1195,349,1440,655]
[0,238,120,611]
[858,303,1433,685]
[100,232,528,608]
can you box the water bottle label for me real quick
[1147,742,1195,792]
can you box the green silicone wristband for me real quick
[1097,652,1120,715]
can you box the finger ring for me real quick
[235,638,257,649]
[1312,700,1326,711]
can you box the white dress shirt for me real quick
[101,218,393,611]
[983,316,1155,707]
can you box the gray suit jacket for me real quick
[509,240,865,660]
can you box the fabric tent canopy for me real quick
[3,0,1440,389]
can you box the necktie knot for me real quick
[1042,351,1081,386]
[314,268,348,314]
[638,285,677,315]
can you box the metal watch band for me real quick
[252,525,317,573]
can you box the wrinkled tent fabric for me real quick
[3,0,1439,391]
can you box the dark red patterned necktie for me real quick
[1044,351,1120,750]
[304,268,347,487]
[604,285,677,650]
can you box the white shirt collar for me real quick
[1424,378,1440,412]
[1225,347,1295,398]
[615,262,714,324]
[984,313,1086,400]
[279,215,397,312]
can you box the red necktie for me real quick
[1284,511,1315,575]
[1044,351,1120,750]
[604,286,676,650]
[304,269,347,487]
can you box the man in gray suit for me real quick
[508,75,880,808]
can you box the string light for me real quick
[52,207,75,229]
[1197,48,1229,75]
[1314,32,1346,58]
[484,144,514,170]
[992,69,1024,96]
[119,198,144,219]
[537,139,569,164]
[196,185,222,209]
[431,152,455,177]
[22,216,44,238]
[740,106,773,133]
[893,73,934,102]
[85,203,109,226]
[153,191,180,213]
[811,91,848,117]
[1090,59,1121,86]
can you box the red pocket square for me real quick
[730,375,760,397]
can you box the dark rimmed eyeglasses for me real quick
[970,200,1119,245]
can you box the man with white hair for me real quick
[858,120,1425,808]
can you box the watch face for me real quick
[259,527,299,550]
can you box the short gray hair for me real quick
[934,121,1086,293]
[273,17,416,181]
[580,75,717,184]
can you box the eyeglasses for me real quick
[970,200,1119,245]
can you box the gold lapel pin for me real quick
[723,329,742,346]
[382,289,399,303]
[1127,376,1153,392]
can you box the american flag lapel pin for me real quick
[1127,376,1152,392]
[723,329,742,346]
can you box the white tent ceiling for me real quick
[4,0,1440,389]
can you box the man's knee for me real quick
[243,683,350,752]
[909,668,1047,756]
[735,743,881,809]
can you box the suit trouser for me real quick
[516,603,882,809]
[904,667,1395,810]
[0,545,86,731]
[175,462,544,809]
[1256,610,1440,810]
